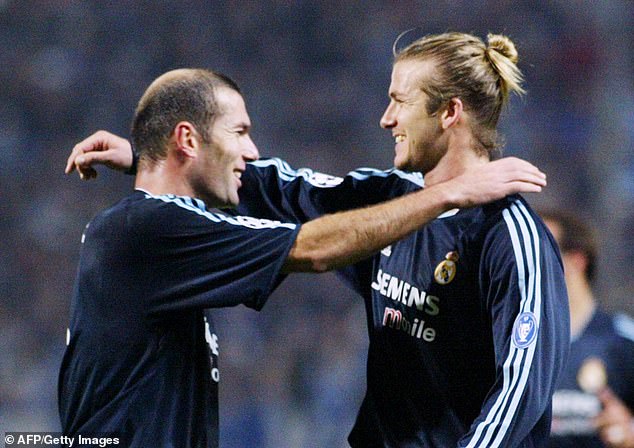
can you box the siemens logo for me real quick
[371,269,440,316]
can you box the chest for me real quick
[368,218,487,344]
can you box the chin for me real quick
[395,159,415,172]
[227,194,240,208]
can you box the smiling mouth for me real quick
[395,135,405,143]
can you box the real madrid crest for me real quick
[434,251,459,285]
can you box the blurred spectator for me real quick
[542,210,634,448]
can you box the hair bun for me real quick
[486,33,519,64]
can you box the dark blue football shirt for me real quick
[549,310,634,447]
[236,158,571,448]
[58,189,300,447]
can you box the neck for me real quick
[567,275,596,339]
[423,131,490,187]
[134,161,195,198]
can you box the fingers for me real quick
[65,130,118,178]
[493,157,546,179]
[598,387,620,405]
[75,150,113,169]
[66,132,105,175]
[492,157,547,188]
[65,143,84,174]
[506,181,543,194]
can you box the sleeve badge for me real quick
[512,311,538,349]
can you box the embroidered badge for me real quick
[512,312,538,349]
[434,251,459,285]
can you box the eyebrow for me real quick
[389,90,408,101]
[235,122,251,132]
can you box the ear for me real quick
[173,121,201,159]
[440,98,463,130]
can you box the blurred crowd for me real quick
[1,1,632,446]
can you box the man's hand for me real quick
[65,131,133,180]
[595,388,634,448]
[443,157,547,208]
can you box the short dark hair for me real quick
[130,68,241,165]
[539,209,598,284]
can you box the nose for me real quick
[380,101,397,129]
[243,137,260,161]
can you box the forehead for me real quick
[390,59,437,95]
[214,87,250,125]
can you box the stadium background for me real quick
[1,1,632,446]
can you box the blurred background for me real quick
[1,1,633,446]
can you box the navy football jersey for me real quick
[237,158,570,448]
[59,189,299,447]
[549,310,634,447]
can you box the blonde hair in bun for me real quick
[394,31,525,157]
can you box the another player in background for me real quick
[60,68,547,448]
[67,32,569,447]
[541,210,634,448]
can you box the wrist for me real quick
[420,183,458,212]
[124,143,139,175]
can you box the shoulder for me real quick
[247,157,423,189]
[466,196,548,242]
[137,190,297,232]
[468,197,561,268]
[88,192,142,230]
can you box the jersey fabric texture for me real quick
[59,189,300,448]
[549,310,634,447]
[236,158,570,448]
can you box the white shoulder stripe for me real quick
[466,200,541,448]
[250,158,344,186]
[145,192,297,230]
[348,168,424,186]
[491,201,542,446]
[250,158,424,187]
[614,314,634,343]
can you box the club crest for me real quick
[434,251,459,285]
[512,312,538,349]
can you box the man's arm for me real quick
[65,131,547,276]
[237,159,423,221]
[595,388,634,448]
[458,202,569,447]
[283,162,545,273]
[65,130,134,179]
[66,132,423,219]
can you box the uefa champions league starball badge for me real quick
[577,357,608,394]
[434,251,459,285]
[512,312,538,349]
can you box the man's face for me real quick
[380,59,444,173]
[192,87,259,207]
